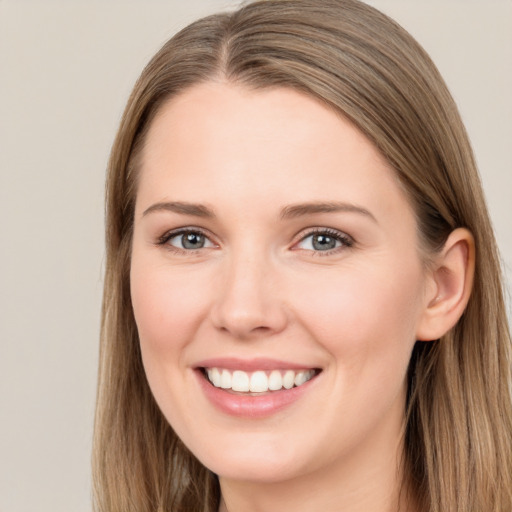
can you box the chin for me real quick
[189,433,314,484]
[211,458,305,484]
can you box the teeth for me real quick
[232,370,249,392]
[250,371,268,392]
[294,371,308,386]
[207,368,221,387]
[205,368,316,393]
[283,370,295,389]
[220,369,231,389]
[268,370,283,391]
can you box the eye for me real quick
[159,229,216,251]
[295,229,353,253]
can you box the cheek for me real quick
[291,259,424,376]
[130,259,209,355]
[285,261,424,449]
[129,255,212,427]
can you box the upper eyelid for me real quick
[293,227,353,243]
[158,226,216,243]
[291,229,354,258]
[156,228,218,255]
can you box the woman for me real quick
[93,1,512,511]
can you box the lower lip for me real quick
[195,370,318,418]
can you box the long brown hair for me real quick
[93,1,512,510]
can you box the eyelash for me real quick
[294,228,354,256]
[156,227,354,255]
[156,227,214,255]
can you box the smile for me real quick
[195,359,322,417]
[204,368,317,393]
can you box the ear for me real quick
[416,228,475,342]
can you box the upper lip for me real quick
[194,357,320,372]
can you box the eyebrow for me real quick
[142,200,377,223]
[280,201,377,223]
[142,201,215,218]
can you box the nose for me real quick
[209,252,288,339]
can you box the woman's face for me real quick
[130,82,431,483]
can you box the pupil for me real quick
[182,233,204,249]
[313,234,336,251]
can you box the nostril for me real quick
[252,325,272,333]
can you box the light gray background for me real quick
[1,1,510,511]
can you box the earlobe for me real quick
[416,228,475,342]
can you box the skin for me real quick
[130,82,473,512]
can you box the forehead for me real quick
[136,82,412,224]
